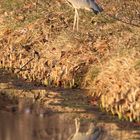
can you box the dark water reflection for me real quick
[0,111,76,140]
[0,109,140,140]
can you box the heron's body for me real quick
[67,0,91,9]
[66,0,103,30]
[68,118,102,140]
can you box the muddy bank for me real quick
[0,69,92,113]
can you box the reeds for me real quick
[89,51,140,121]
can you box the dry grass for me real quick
[0,0,140,121]
[89,50,140,121]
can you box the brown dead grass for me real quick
[89,50,140,121]
[0,0,140,121]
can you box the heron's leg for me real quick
[75,9,79,31]
[75,118,80,133]
[86,123,94,135]
[73,8,77,30]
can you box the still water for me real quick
[0,98,140,140]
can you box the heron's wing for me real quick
[89,0,103,14]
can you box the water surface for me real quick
[0,99,140,140]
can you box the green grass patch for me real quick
[0,0,24,11]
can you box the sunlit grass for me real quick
[0,0,140,121]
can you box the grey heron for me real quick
[66,0,103,30]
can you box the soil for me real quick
[0,68,94,114]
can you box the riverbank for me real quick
[1,69,140,140]
[0,0,140,121]
[0,69,93,114]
